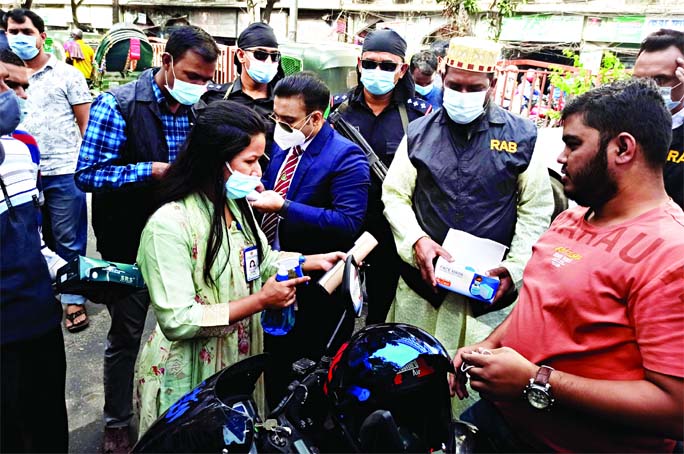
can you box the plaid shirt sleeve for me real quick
[75,93,153,191]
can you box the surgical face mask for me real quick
[0,90,21,135]
[272,114,312,150]
[164,55,207,105]
[246,58,278,85]
[361,68,397,96]
[7,34,39,61]
[415,83,434,97]
[16,96,28,124]
[225,164,261,199]
[442,87,488,124]
[659,81,684,111]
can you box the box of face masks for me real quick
[56,256,146,303]
[434,229,508,304]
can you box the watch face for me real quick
[527,387,550,409]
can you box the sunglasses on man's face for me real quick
[247,49,282,63]
[269,112,313,133]
[360,59,400,72]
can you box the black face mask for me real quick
[0,90,21,136]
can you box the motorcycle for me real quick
[132,239,478,453]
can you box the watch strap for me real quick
[535,365,554,386]
[279,199,291,216]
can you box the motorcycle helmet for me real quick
[132,354,267,453]
[324,323,453,452]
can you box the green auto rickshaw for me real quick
[278,41,361,94]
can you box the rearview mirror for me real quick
[341,255,364,317]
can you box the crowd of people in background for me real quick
[1,8,683,454]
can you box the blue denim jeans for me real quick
[41,174,87,306]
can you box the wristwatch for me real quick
[523,365,555,410]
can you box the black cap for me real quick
[234,22,279,75]
[237,22,278,50]
[362,29,407,58]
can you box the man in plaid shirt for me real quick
[75,26,218,454]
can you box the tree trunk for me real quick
[261,0,277,24]
[71,0,82,29]
[70,0,93,32]
[112,0,120,24]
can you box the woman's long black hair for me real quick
[154,100,267,286]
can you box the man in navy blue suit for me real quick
[251,72,370,406]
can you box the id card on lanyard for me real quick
[243,245,260,283]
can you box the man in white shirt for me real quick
[5,8,92,331]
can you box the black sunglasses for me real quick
[360,59,400,72]
[247,49,282,63]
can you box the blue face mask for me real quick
[246,58,278,85]
[415,83,434,97]
[164,54,207,105]
[225,164,261,199]
[0,90,21,135]
[8,34,39,61]
[361,68,397,96]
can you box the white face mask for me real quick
[272,114,313,150]
[659,81,684,112]
[442,87,488,124]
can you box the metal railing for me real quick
[493,60,581,127]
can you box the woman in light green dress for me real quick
[134,101,343,436]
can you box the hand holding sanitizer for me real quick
[261,256,305,336]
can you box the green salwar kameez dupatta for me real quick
[134,193,282,436]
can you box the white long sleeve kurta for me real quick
[382,136,554,414]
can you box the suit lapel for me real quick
[266,146,288,189]
[287,123,331,197]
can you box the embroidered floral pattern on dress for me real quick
[237,322,250,355]
[199,347,212,364]
[194,294,207,305]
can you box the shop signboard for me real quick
[584,16,645,43]
[642,17,684,38]
[499,15,584,43]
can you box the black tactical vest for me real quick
[407,106,536,247]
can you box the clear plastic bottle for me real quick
[261,256,305,336]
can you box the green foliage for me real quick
[436,0,522,40]
[435,0,478,19]
[547,49,630,120]
[550,49,630,96]
[488,0,523,40]
[598,51,630,85]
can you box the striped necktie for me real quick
[261,145,303,245]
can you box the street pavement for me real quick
[63,195,508,453]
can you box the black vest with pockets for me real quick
[407,105,536,247]
[92,69,191,263]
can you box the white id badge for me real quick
[243,246,260,282]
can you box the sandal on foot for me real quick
[65,307,90,333]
